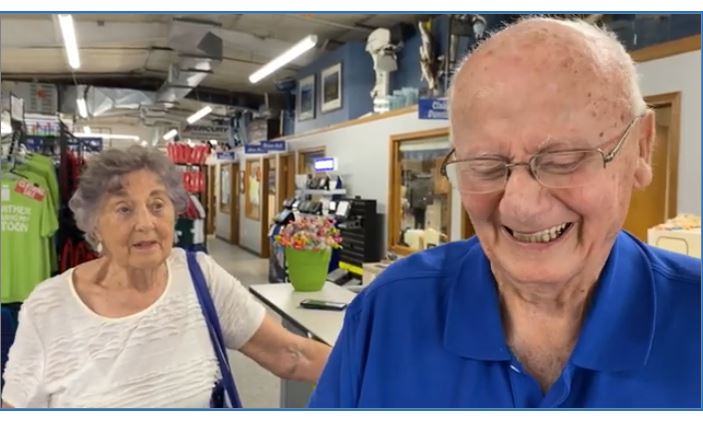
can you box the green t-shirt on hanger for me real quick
[11,168,58,273]
[24,154,60,209]
[1,177,59,303]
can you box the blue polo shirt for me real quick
[308,231,701,408]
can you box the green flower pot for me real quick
[285,247,331,292]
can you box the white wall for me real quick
[636,50,702,215]
[286,112,452,252]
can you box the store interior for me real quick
[0,13,701,407]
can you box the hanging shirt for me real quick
[17,155,60,273]
[11,168,58,273]
[1,177,59,303]
[24,154,59,210]
[308,232,701,408]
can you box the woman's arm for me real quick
[239,315,331,383]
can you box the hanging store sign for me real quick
[418,97,448,120]
[216,150,237,162]
[244,144,267,155]
[181,124,229,141]
[261,140,287,152]
[27,83,59,115]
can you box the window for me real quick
[389,128,452,254]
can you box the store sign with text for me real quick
[181,124,229,141]
[244,144,268,155]
[261,140,287,152]
[216,151,237,162]
[418,97,448,120]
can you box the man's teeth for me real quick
[511,223,570,243]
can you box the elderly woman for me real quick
[309,17,701,408]
[1,146,330,408]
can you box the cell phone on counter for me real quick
[299,299,348,311]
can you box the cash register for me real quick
[325,199,373,288]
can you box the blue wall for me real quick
[294,41,374,134]
[285,13,701,136]
[392,26,422,92]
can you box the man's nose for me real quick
[499,166,551,224]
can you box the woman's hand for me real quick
[239,315,331,383]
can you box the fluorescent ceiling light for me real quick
[57,14,81,70]
[83,126,91,134]
[162,129,178,140]
[74,132,139,141]
[140,140,148,147]
[249,35,318,84]
[186,105,212,125]
[76,97,88,118]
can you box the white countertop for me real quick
[249,282,357,346]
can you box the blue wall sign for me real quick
[418,98,448,120]
[244,144,268,154]
[261,140,286,152]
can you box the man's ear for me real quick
[633,109,655,190]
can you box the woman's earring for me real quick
[96,242,103,254]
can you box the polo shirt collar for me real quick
[571,232,656,371]
[443,232,656,372]
[443,241,511,361]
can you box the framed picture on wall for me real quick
[245,159,262,220]
[298,75,315,121]
[320,63,342,113]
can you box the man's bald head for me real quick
[449,17,646,134]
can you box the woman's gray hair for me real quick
[69,145,189,248]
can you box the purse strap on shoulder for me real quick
[186,251,242,408]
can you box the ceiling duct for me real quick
[59,85,155,118]
[86,86,156,117]
[156,18,223,104]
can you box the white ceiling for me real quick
[0,13,424,94]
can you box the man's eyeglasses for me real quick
[440,115,643,194]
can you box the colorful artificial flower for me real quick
[275,216,342,252]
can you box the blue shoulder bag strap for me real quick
[186,251,243,408]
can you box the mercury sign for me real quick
[181,124,229,141]
[314,157,337,173]
[418,98,448,120]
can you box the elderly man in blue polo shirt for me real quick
[309,17,701,408]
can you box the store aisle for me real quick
[206,236,282,408]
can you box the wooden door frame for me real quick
[259,157,272,258]
[228,162,240,245]
[461,211,475,240]
[645,92,681,220]
[206,165,216,235]
[388,127,451,256]
[279,153,296,209]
